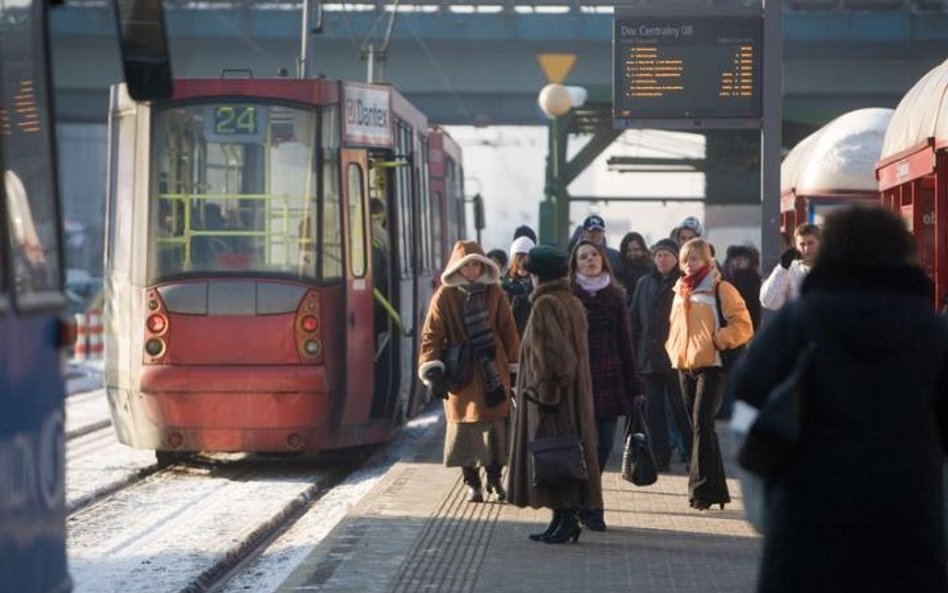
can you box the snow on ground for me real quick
[65,388,110,437]
[68,459,335,593]
[66,426,157,511]
[219,405,444,593]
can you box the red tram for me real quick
[779,108,892,234]
[103,78,462,460]
[876,58,948,308]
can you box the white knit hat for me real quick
[509,236,535,261]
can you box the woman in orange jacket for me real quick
[665,238,752,510]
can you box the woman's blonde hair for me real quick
[507,252,528,278]
[678,237,714,271]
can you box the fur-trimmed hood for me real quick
[440,240,500,287]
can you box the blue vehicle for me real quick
[0,1,171,591]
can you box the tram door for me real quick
[341,149,374,425]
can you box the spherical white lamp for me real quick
[538,83,572,119]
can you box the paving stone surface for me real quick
[276,420,761,593]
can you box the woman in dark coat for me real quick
[629,238,692,470]
[729,205,948,593]
[507,245,602,544]
[569,240,643,531]
[500,236,535,337]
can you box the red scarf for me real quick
[680,263,711,299]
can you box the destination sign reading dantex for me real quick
[613,14,762,125]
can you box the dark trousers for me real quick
[595,417,620,475]
[679,368,731,505]
[644,372,692,468]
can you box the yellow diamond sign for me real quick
[537,53,577,84]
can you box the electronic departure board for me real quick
[613,14,762,126]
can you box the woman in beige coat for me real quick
[507,245,602,544]
[418,241,520,502]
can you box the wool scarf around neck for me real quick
[680,263,711,298]
[456,282,505,406]
[575,272,611,295]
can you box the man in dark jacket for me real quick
[729,205,948,593]
[629,238,693,470]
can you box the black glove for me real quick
[425,367,450,400]
[779,247,801,270]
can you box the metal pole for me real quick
[366,44,375,83]
[298,0,312,79]
[761,0,782,272]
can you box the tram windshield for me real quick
[149,102,341,282]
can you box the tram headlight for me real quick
[145,338,166,357]
[147,314,168,334]
[303,339,320,355]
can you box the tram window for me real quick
[431,190,444,266]
[149,103,326,282]
[321,147,343,281]
[107,112,136,276]
[346,163,367,278]
[0,0,64,305]
[419,139,431,271]
[395,121,413,278]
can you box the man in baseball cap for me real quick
[580,214,620,269]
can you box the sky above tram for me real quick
[446,125,761,255]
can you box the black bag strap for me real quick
[714,281,728,329]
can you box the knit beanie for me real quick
[509,236,535,261]
[651,238,680,259]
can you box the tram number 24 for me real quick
[214,106,257,135]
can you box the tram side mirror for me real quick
[472,194,485,232]
[112,0,173,101]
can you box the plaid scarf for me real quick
[457,282,504,404]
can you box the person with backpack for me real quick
[665,238,753,510]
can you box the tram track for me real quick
[67,450,370,593]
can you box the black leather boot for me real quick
[462,467,483,503]
[578,507,606,531]
[485,464,506,502]
[528,509,562,542]
[542,508,581,544]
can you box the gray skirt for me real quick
[443,418,509,468]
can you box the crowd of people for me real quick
[416,205,948,591]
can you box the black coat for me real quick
[629,268,679,374]
[729,264,948,593]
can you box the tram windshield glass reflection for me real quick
[149,102,340,282]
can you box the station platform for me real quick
[275,417,762,593]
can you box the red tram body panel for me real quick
[779,108,892,235]
[104,78,459,455]
[876,59,948,308]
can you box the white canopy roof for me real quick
[880,58,948,161]
[781,107,893,195]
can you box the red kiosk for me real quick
[876,59,948,308]
[780,108,893,235]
